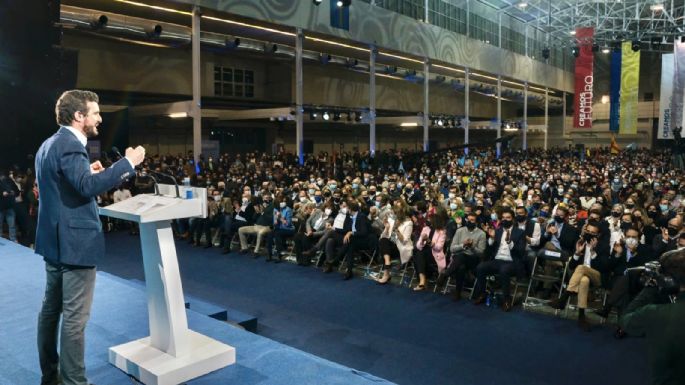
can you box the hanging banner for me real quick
[658,54,674,139]
[672,40,685,131]
[573,27,594,128]
[619,41,640,135]
[609,50,622,133]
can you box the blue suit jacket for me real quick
[34,127,134,267]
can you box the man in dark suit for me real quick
[472,208,527,312]
[35,90,146,385]
[323,201,370,280]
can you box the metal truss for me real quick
[477,0,685,49]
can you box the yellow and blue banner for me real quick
[619,41,640,135]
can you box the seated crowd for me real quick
[2,146,684,333]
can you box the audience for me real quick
[3,145,684,333]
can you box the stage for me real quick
[0,239,393,385]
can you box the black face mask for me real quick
[611,211,621,218]
[668,227,679,237]
[625,204,635,209]
[620,222,632,231]
[465,222,477,230]
[554,215,564,224]
[587,218,600,227]
[501,219,513,229]
[648,211,658,219]
[516,214,527,223]
[583,233,597,242]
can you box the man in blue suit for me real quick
[35,90,146,385]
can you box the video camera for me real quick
[638,260,680,296]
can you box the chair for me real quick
[523,251,570,309]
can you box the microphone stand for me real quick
[149,170,181,199]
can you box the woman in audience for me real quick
[266,195,295,262]
[413,207,448,291]
[376,200,414,284]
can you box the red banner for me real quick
[573,27,594,128]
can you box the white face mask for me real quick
[300,196,307,202]
[279,202,287,208]
[324,208,332,216]
[625,237,639,249]
[448,193,456,199]
[340,207,348,215]
[213,196,221,202]
[242,198,249,204]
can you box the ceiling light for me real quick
[322,111,330,121]
[336,0,343,6]
[313,0,323,4]
[650,3,664,12]
[602,47,610,54]
[570,30,576,36]
[400,122,418,127]
[310,111,318,120]
[518,2,528,8]
[169,112,188,118]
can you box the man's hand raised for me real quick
[125,146,146,167]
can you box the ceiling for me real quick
[473,0,685,48]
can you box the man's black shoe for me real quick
[343,269,353,280]
[322,264,333,273]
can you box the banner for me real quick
[609,51,622,132]
[672,41,685,131]
[619,41,640,135]
[658,54,674,139]
[573,27,594,128]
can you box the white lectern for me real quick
[99,184,235,385]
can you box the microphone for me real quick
[149,170,181,199]
[138,171,160,196]
[112,146,124,160]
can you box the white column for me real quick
[562,91,567,136]
[424,0,429,23]
[295,28,304,164]
[497,75,502,158]
[423,59,430,152]
[369,45,377,156]
[544,87,549,150]
[522,81,528,151]
[464,67,470,153]
[192,6,201,165]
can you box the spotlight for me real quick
[333,112,341,121]
[355,112,363,122]
[337,0,351,6]
[592,43,599,52]
[631,40,640,52]
[336,0,343,6]
[91,15,108,29]
[310,111,318,120]
[225,37,240,49]
[437,118,444,127]
[147,24,162,38]
[571,46,580,58]
[313,0,322,4]
[322,111,330,121]
[542,47,550,60]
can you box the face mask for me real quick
[583,233,596,242]
[324,208,332,216]
[375,201,381,208]
[611,211,621,218]
[340,207,348,215]
[466,222,476,230]
[329,184,337,191]
[279,202,287,208]
[242,198,249,204]
[625,203,635,209]
[625,237,639,249]
[314,196,322,203]
[448,193,456,199]
[501,219,513,228]
[667,227,679,237]
[648,210,658,218]
[540,210,548,218]
[352,183,359,189]
[620,222,632,231]
[554,215,564,224]
[660,204,669,212]
[450,203,458,210]
[299,197,307,202]
[213,196,221,202]
[516,214,527,223]
[369,191,376,196]
[562,198,568,204]
[490,213,498,221]
[317,180,324,186]
[308,189,316,195]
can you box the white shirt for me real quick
[64,126,135,169]
[573,244,597,267]
[113,188,132,203]
[517,221,541,247]
[489,228,514,262]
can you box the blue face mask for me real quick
[352,183,359,189]
[540,210,548,218]
[314,196,322,203]
[490,213,498,221]
[329,184,336,191]
[660,204,669,212]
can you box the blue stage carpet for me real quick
[95,232,650,385]
[0,239,392,385]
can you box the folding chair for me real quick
[523,251,570,309]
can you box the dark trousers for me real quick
[605,269,644,315]
[326,235,369,271]
[222,217,249,248]
[294,233,321,263]
[38,262,96,385]
[267,228,295,257]
[444,251,480,293]
[414,247,438,277]
[473,259,520,297]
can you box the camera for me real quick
[638,260,680,296]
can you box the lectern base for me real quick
[109,330,235,385]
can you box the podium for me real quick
[99,184,235,385]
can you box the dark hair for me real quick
[661,249,685,287]
[430,207,449,230]
[55,90,99,126]
[500,207,515,217]
[348,200,360,212]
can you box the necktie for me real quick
[505,229,511,243]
